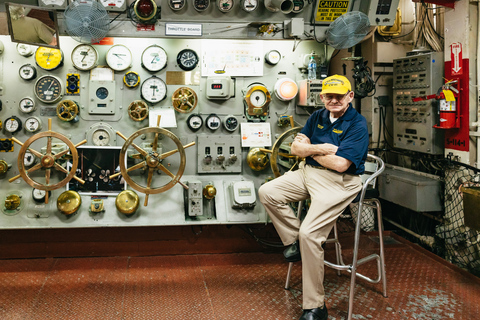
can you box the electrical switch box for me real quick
[185,181,203,217]
[229,180,256,210]
[197,135,242,173]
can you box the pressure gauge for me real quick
[187,114,203,131]
[96,87,109,100]
[35,47,64,71]
[168,0,186,10]
[16,43,33,57]
[250,90,268,107]
[223,115,239,132]
[32,188,51,203]
[241,0,258,12]
[193,0,210,11]
[19,64,37,81]
[24,116,42,133]
[106,44,133,72]
[34,75,63,104]
[71,44,99,71]
[206,114,221,131]
[38,0,68,9]
[99,0,127,11]
[123,71,140,88]
[19,97,36,113]
[265,50,281,65]
[24,151,36,167]
[92,129,111,146]
[4,116,22,134]
[141,45,168,72]
[177,49,199,71]
[217,0,234,12]
[141,76,167,104]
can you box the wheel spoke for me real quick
[27,163,43,174]
[54,163,85,184]
[159,142,195,160]
[45,168,51,186]
[46,136,52,155]
[26,148,44,159]
[156,162,175,178]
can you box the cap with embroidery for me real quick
[321,75,352,95]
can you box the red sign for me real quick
[451,42,463,76]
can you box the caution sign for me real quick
[315,0,350,23]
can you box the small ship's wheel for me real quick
[172,87,197,113]
[56,100,79,122]
[270,127,304,178]
[128,100,149,121]
[8,119,86,203]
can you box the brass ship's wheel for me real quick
[172,87,197,113]
[9,119,86,203]
[56,99,79,122]
[128,100,149,121]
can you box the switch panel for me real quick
[185,181,203,216]
[197,135,242,173]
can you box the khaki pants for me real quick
[258,163,361,309]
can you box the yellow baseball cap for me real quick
[321,75,352,95]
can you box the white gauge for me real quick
[19,97,36,113]
[187,114,203,131]
[141,45,168,72]
[24,116,42,133]
[32,188,50,203]
[250,90,267,107]
[99,0,127,11]
[193,0,210,11]
[24,151,36,167]
[141,76,167,104]
[217,0,234,12]
[92,129,111,146]
[38,0,68,9]
[71,44,99,71]
[19,64,37,81]
[265,50,281,65]
[206,114,221,131]
[168,0,186,10]
[16,43,33,57]
[106,44,133,72]
[4,116,22,134]
[223,115,239,132]
[240,0,258,12]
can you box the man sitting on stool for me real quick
[259,75,369,320]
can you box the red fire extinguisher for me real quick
[438,98,456,129]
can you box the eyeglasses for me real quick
[322,92,350,102]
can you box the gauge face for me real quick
[99,0,126,11]
[223,115,239,132]
[19,64,37,81]
[24,151,36,167]
[92,129,111,146]
[124,71,140,88]
[141,76,167,104]
[250,90,267,107]
[217,0,234,12]
[193,0,210,11]
[141,45,168,72]
[177,49,199,71]
[168,0,186,10]
[206,114,221,131]
[39,0,67,7]
[4,116,22,133]
[19,97,36,113]
[32,188,49,203]
[265,50,281,65]
[34,75,63,104]
[187,114,203,131]
[96,87,109,100]
[106,44,133,71]
[16,43,33,57]
[24,116,42,133]
[71,44,98,71]
[35,47,64,71]
[241,0,258,12]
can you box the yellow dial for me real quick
[35,47,64,71]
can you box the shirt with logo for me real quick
[300,104,369,175]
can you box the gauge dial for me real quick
[223,115,239,132]
[4,116,22,134]
[32,188,51,203]
[24,116,42,133]
[193,0,210,11]
[71,44,99,71]
[177,49,199,71]
[217,0,234,12]
[142,45,168,72]
[168,0,186,10]
[240,0,258,12]
[250,90,267,107]
[187,114,203,131]
[35,47,64,71]
[106,44,133,72]
[206,114,221,131]
[265,50,281,65]
[99,0,127,11]
[24,151,36,167]
[34,75,63,104]
[141,76,167,104]
[19,64,37,81]
[92,129,111,146]
[16,43,33,57]
[19,97,36,113]
[123,71,140,88]
[96,87,109,100]
[38,0,68,9]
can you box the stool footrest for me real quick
[324,253,383,284]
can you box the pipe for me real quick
[383,217,435,247]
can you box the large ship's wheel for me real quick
[9,119,86,203]
[172,87,197,113]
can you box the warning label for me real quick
[315,0,350,23]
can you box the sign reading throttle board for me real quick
[315,0,350,23]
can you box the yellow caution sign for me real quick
[315,0,350,23]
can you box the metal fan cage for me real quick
[64,0,110,44]
[326,11,371,50]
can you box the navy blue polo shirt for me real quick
[300,104,369,175]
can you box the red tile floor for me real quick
[1,232,479,320]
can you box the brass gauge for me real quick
[24,116,42,133]
[123,71,140,88]
[34,75,63,104]
[217,0,234,12]
[19,64,37,81]
[193,0,210,11]
[168,0,186,10]
[244,84,271,118]
[240,0,258,12]
[71,44,98,71]
[35,47,64,71]
[19,97,36,113]
[57,190,82,215]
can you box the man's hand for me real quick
[294,133,311,145]
[316,143,338,156]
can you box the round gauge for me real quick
[206,114,221,131]
[168,0,186,10]
[19,97,36,113]
[4,116,22,134]
[142,45,168,72]
[99,0,126,11]
[217,0,234,12]
[35,47,64,71]
[71,44,99,71]
[96,87,109,100]
[187,114,203,131]
[19,64,37,81]
[265,50,281,65]
[92,129,111,146]
[24,151,36,167]
[177,49,199,71]
[250,90,267,107]
[34,75,63,104]
[106,44,133,72]
[124,71,140,88]
[16,43,33,57]
[39,0,67,8]
[141,76,167,104]
[223,115,239,132]
[32,188,51,203]
[240,0,258,12]
[24,116,42,133]
[193,0,210,11]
